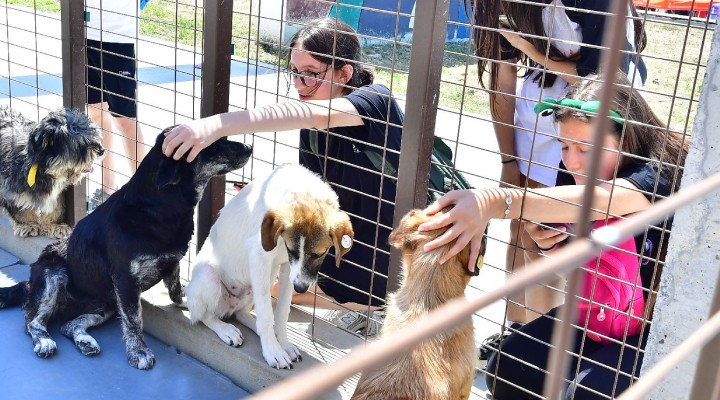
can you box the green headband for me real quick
[534,98,624,125]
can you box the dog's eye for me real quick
[286,249,299,259]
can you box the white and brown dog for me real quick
[351,208,484,400]
[185,164,354,369]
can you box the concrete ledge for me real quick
[142,284,362,399]
[0,214,361,398]
[0,214,54,265]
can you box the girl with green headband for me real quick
[420,72,688,399]
[468,0,649,343]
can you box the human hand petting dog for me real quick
[419,189,500,272]
[162,117,223,162]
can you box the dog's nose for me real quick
[98,148,105,156]
[293,282,310,293]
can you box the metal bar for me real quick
[387,0,450,294]
[688,270,720,400]
[618,310,720,400]
[542,2,630,398]
[197,0,234,252]
[248,172,720,400]
[60,0,89,226]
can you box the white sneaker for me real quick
[325,309,385,337]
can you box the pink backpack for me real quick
[577,219,646,344]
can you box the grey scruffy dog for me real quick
[0,107,104,238]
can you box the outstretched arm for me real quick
[162,98,364,162]
[420,180,651,271]
[499,30,580,85]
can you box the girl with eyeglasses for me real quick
[420,72,688,399]
[162,18,402,335]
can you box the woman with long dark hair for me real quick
[468,0,648,353]
[421,72,688,399]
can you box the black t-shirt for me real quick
[556,161,673,295]
[299,84,403,306]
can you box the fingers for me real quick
[172,141,193,161]
[424,191,458,215]
[467,247,479,273]
[186,147,202,163]
[162,126,184,157]
[418,211,453,233]
[423,227,456,254]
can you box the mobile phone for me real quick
[545,222,575,236]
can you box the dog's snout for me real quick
[293,281,311,293]
[98,147,105,156]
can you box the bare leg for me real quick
[505,177,562,324]
[88,102,120,193]
[114,115,147,171]
[271,283,381,311]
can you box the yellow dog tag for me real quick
[475,255,485,270]
[27,164,38,187]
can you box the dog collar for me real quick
[534,98,624,125]
[27,164,38,187]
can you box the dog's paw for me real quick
[213,323,244,347]
[14,223,40,238]
[127,347,155,370]
[263,342,296,369]
[281,342,302,363]
[33,337,57,358]
[74,334,101,356]
[44,224,72,239]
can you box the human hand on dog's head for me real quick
[163,117,224,162]
[419,189,491,272]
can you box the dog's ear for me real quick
[329,211,354,267]
[261,209,285,252]
[156,157,182,189]
[388,209,426,252]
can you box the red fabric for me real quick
[634,0,716,11]
[577,219,646,344]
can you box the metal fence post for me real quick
[688,270,720,400]
[387,0,450,294]
[197,0,234,252]
[60,0,89,226]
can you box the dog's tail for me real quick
[0,281,29,308]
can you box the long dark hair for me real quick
[554,72,687,188]
[287,17,374,92]
[468,1,647,101]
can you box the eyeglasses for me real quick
[283,67,330,89]
[534,98,625,125]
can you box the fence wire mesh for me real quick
[0,0,718,399]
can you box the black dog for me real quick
[0,130,252,369]
[0,107,104,238]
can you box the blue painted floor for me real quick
[0,251,250,399]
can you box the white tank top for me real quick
[513,0,580,187]
[513,0,642,186]
[85,0,140,44]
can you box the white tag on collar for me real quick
[341,234,352,249]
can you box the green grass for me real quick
[7,0,713,134]
[5,0,59,13]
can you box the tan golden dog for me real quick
[351,208,484,400]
